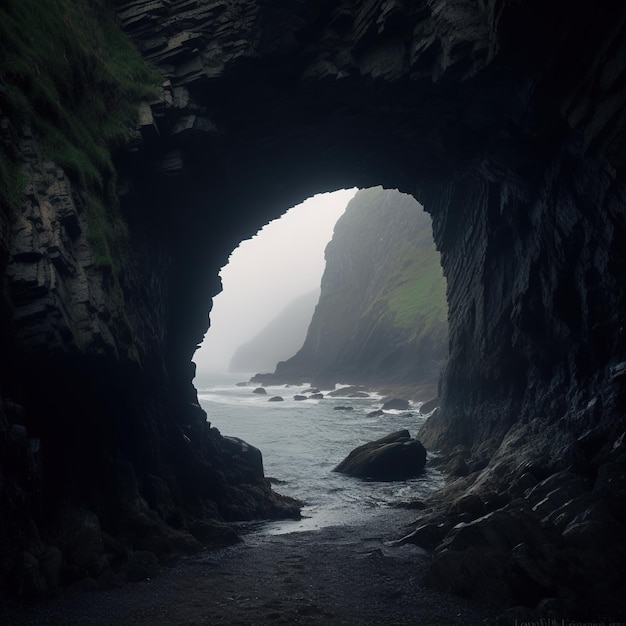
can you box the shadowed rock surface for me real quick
[0,0,625,617]
[335,430,427,481]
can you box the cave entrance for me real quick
[194,189,357,379]
[193,186,448,387]
[191,187,448,532]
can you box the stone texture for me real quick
[334,429,427,480]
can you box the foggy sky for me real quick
[194,189,358,374]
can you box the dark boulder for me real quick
[268,396,284,402]
[293,395,307,401]
[393,522,450,550]
[333,406,353,411]
[382,398,409,411]
[252,387,267,395]
[334,429,427,481]
[309,393,324,399]
[419,398,438,414]
[367,409,384,417]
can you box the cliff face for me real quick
[258,188,447,391]
[0,0,625,611]
[228,289,320,374]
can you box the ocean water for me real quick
[196,373,444,534]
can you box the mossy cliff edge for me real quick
[0,0,625,616]
[0,0,298,603]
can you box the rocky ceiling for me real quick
[117,0,626,451]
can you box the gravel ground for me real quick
[3,511,498,625]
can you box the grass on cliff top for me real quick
[370,242,448,337]
[0,0,160,266]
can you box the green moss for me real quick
[364,240,447,340]
[87,196,128,268]
[0,0,160,267]
[387,246,447,330]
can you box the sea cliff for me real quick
[254,188,447,394]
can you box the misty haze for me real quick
[193,189,357,379]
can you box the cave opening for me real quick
[193,189,357,379]
[190,185,449,533]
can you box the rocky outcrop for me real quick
[382,399,410,411]
[334,430,427,481]
[253,188,448,390]
[391,458,626,618]
[1,0,626,615]
[229,289,319,374]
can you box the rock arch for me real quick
[119,0,626,456]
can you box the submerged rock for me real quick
[268,396,284,402]
[334,429,426,481]
[252,387,267,395]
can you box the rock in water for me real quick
[419,398,438,414]
[382,398,409,410]
[334,430,427,481]
[268,396,284,402]
[252,387,267,395]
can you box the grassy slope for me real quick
[381,241,447,338]
[302,189,448,389]
[360,231,447,348]
[0,0,159,267]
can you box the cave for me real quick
[1,0,626,617]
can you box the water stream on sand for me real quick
[196,373,444,535]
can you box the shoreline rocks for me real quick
[334,430,427,481]
[382,398,410,411]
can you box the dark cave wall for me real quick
[420,145,626,454]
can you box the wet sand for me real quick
[4,512,496,625]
